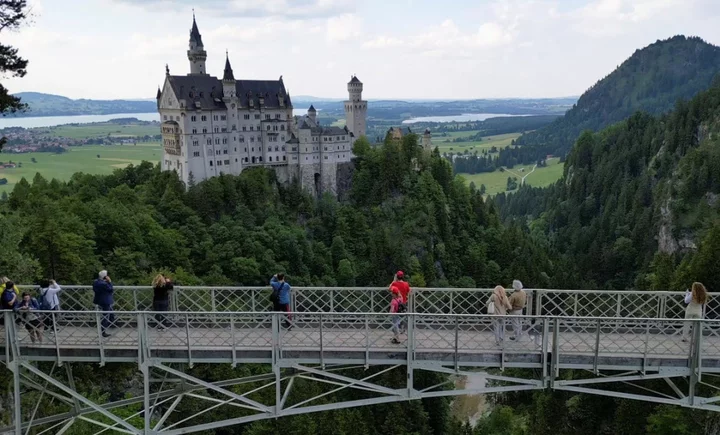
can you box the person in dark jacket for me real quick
[93,270,114,338]
[15,292,43,344]
[270,273,292,329]
[152,273,173,328]
[1,281,18,326]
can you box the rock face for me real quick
[657,200,679,254]
[336,161,355,201]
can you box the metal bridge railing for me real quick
[3,310,719,369]
[19,286,719,320]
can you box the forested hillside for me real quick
[496,79,720,292]
[508,36,720,164]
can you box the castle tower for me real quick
[187,14,207,75]
[344,75,367,141]
[222,51,236,98]
[422,128,432,150]
[308,105,317,124]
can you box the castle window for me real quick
[214,127,219,133]
[245,157,248,162]
[202,128,207,133]
[267,125,271,131]
[224,160,230,165]
[221,115,227,121]
[255,114,260,120]
[275,114,281,119]
[243,126,246,131]
[235,158,238,162]
[232,125,236,130]
[244,114,250,120]
[215,138,220,145]
[192,129,197,134]
[281,125,285,131]
[342,136,345,140]
[283,156,286,161]
[250,126,254,131]
[223,149,228,155]
[193,151,200,157]
[216,150,220,155]
[259,157,263,162]
[244,148,247,152]
[324,137,327,141]
[269,156,272,162]
[191,116,196,122]
[222,138,228,144]
[234,147,237,152]
[239,136,245,143]
[281,136,285,141]
[250,137,255,143]
[292,147,296,151]
[265,114,271,120]
[163,115,167,120]
[210,161,213,166]
[193,140,199,146]
[324,147,327,151]
[201,116,207,121]
[221,127,227,132]
[214,115,218,121]
[275,146,279,152]
[206,139,212,145]
[217,160,222,166]
[282,146,286,151]
[324,156,328,160]
[251,147,254,152]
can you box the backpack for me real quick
[397,301,407,313]
[270,282,285,303]
[38,287,52,310]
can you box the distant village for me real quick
[0,125,161,154]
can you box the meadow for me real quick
[459,157,564,196]
[34,122,159,139]
[434,132,520,154]
[0,144,161,193]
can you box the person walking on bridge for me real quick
[93,270,115,338]
[488,285,512,345]
[389,271,411,332]
[508,280,527,341]
[270,273,292,330]
[1,281,17,325]
[683,282,708,342]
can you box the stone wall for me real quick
[336,161,355,201]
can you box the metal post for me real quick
[364,315,370,368]
[52,312,62,365]
[454,316,459,372]
[616,293,622,317]
[185,314,192,368]
[12,323,21,435]
[552,318,560,382]
[593,318,601,375]
[319,313,324,369]
[643,322,650,375]
[406,313,414,399]
[273,313,282,417]
[96,311,105,367]
[535,291,543,317]
[143,363,151,434]
[689,320,701,406]
[541,318,550,386]
[231,317,237,368]
[330,289,334,313]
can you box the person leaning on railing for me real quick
[488,285,512,345]
[270,273,292,330]
[152,274,173,329]
[683,282,708,342]
[14,292,43,344]
[38,279,62,332]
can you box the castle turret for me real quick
[156,86,162,109]
[222,51,236,98]
[187,14,207,75]
[344,75,367,141]
[308,105,317,124]
[422,128,432,150]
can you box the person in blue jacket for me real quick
[270,273,292,329]
[93,270,115,338]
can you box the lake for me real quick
[402,113,530,124]
[0,109,318,129]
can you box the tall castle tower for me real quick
[187,15,207,74]
[344,75,367,141]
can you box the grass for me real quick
[459,157,565,196]
[0,144,161,193]
[37,123,160,139]
[435,132,521,154]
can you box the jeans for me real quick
[493,317,506,343]
[153,299,169,327]
[43,307,59,331]
[97,304,115,333]
[391,315,401,337]
[509,309,523,338]
[273,302,291,327]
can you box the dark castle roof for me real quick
[166,75,291,110]
[349,75,361,84]
[298,116,349,135]
[223,54,235,81]
[190,16,203,46]
[308,104,316,112]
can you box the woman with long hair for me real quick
[683,282,708,342]
[488,285,512,345]
[152,274,173,329]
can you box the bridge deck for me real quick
[5,321,720,372]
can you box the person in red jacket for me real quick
[389,271,411,332]
[389,271,411,304]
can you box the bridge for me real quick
[2,287,720,434]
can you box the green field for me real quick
[39,123,159,139]
[434,132,521,154]
[0,144,161,193]
[459,157,565,196]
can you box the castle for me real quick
[157,15,367,196]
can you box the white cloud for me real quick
[112,0,355,19]
[362,36,404,49]
[571,0,686,36]
[326,13,362,42]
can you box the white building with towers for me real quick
[157,15,367,196]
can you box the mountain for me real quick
[9,92,157,117]
[496,78,720,291]
[513,36,720,160]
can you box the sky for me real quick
[4,0,720,101]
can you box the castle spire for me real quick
[223,50,235,81]
[190,13,203,47]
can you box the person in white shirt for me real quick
[683,282,708,342]
[39,279,62,331]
